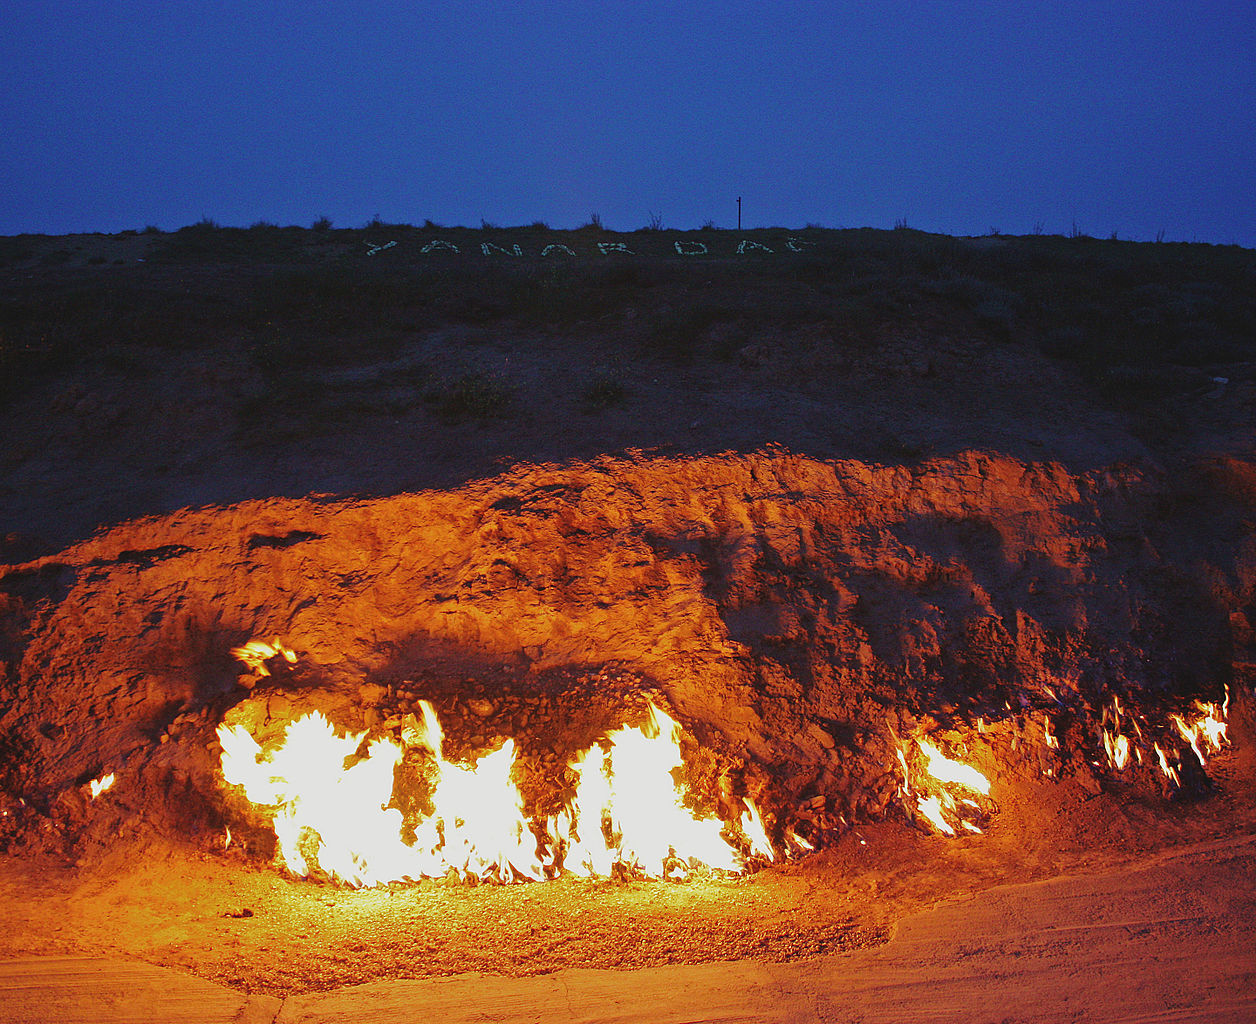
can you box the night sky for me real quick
[3,1,1253,245]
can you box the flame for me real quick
[738,799,775,861]
[230,638,297,677]
[1154,743,1181,789]
[1101,689,1230,789]
[916,794,954,836]
[88,773,115,799]
[785,828,814,853]
[1100,696,1138,771]
[917,739,991,796]
[1170,697,1228,767]
[899,737,991,836]
[1104,731,1130,771]
[219,700,769,887]
[553,705,754,877]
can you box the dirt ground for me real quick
[1,761,1254,998]
[1,229,1254,1008]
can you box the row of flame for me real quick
[219,701,776,887]
[1098,691,1229,785]
[80,641,1233,888]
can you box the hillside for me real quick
[0,224,1254,1002]
[2,222,1253,555]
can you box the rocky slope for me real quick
[2,448,1252,861]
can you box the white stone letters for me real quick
[385,235,818,259]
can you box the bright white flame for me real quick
[221,711,420,886]
[1171,700,1228,767]
[220,701,769,886]
[1154,743,1181,789]
[917,794,955,836]
[230,638,297,676]
[739,799,774,861]
[917,739,991,795]
[785,828,814,852]
[900,738,991,836]
[559,744,615,877]
[88,773,115,799]
[555,705,746,877]
[1101,697,1139,772]
[1104,731,1130,771]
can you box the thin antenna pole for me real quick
[737,196,742,231]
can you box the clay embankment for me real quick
[1,448,1252,855]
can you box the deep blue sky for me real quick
[2,1,1253,244]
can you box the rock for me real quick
[466,698,494,718]
[1074,764,1103,796]
[359,683,387,704]
[807,723,836,749]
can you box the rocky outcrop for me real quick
[1,449,1252,847]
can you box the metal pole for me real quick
[737,196,741,231]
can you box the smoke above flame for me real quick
[218,700,772,887]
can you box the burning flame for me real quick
[1100,689,1230,790]
[1154,743,1181,789]
[1170,699,1228,767]
[1104,731,1130,771]
[218,700,771,887]
[88,773,115,799]
[230,638,297,677]
[551,705,770,878]
[1101,696,1144,771]
[899,738,991,836]
[916,739,991,796]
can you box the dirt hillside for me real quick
[1,226,1254,997]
